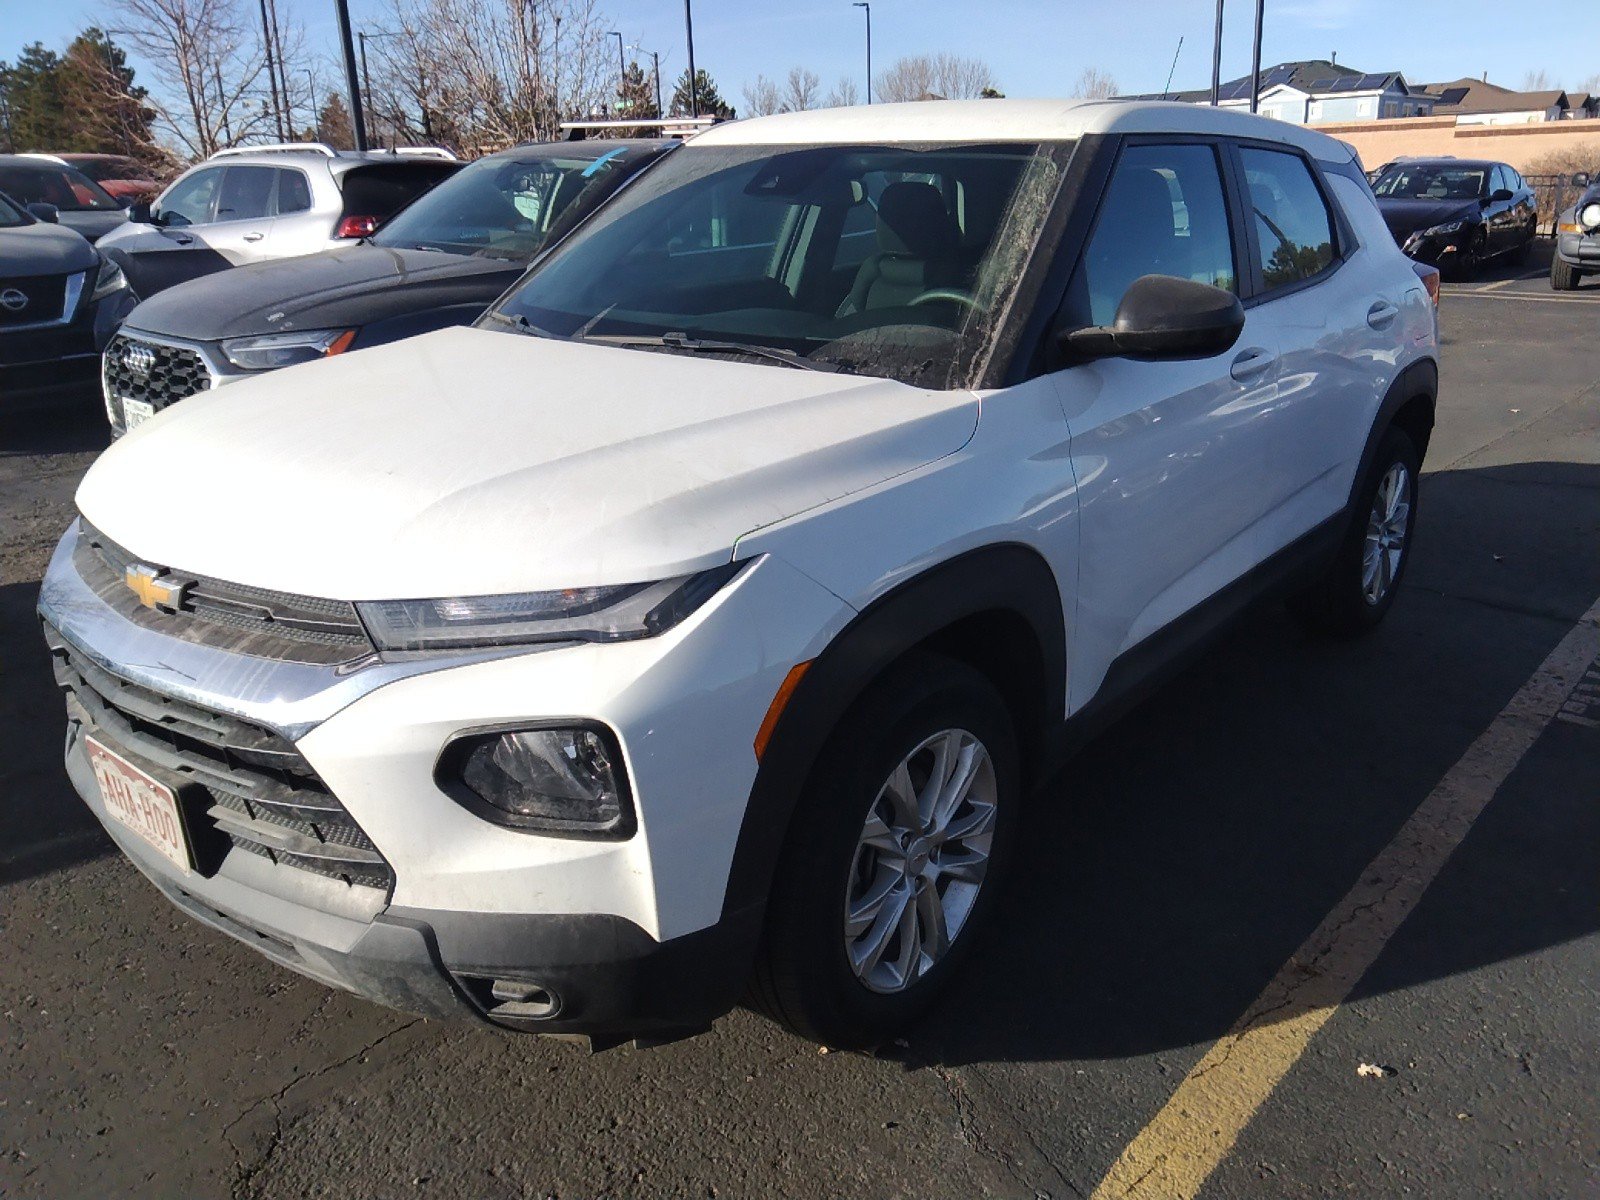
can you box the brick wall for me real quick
[1314,115,1600,172]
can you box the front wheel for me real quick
[750,654,1019,1048]
[1290,426,1420,637]
[1552,254,1582,291]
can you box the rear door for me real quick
[1051,139,1283,708]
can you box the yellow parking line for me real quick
[1090,594,1600,1200]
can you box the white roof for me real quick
[690,98,1355,163]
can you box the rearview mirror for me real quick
[127,201,154,224]
[26,202,59,224]
[1059,275,1245,364]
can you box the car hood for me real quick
[56,209,128,243]
[0,220,96,274]
[125,244,525,341]
[77,326,979,599]
[1375,197,1479,243]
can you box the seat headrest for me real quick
[876,181,958,257]
[1105,167,1175,241]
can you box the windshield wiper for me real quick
[582,331,839,373]
[481,310,566,340]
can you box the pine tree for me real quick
[669,69,735,119]
[317,93,354,150]
[0,44,67,151]
[56,30,158,159]
[617,60,658,122]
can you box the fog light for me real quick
[443,725,632,837]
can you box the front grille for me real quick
[48,632,393,892]
[103,332,214,412]
[75,521,376,666]
[0,272,69,326]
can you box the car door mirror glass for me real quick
[1489,188,1514,203]
[1059,274,1245,364]
[1570,172,1591,188]
[127,200,153,224]
[26,202,59,223]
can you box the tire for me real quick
[1290,426,1420,637]
[1450,229,1489,281]
[750,653,1020,1048]
[1551,254,1582,291]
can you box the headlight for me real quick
[220,328,356,370]
[1421,219,1465,238]
[442,725,631,837]
[90,252,127,301]
[356,561,744,651]
[1580,202,1600,231]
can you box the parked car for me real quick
[0,154,129,243]
[0,189,135,409]
[97,145,460,298]
[1550,171,1600,289]
[101,138,675,435]
[1370,157,1537,278]
[40,100,1438,1050]
[28,153,163,205]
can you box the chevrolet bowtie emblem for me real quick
[124,564,186,611]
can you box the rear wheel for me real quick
[1290,426,1419,637]
[751,654,1019,1048]
[1552,254,1582,291]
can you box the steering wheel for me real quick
[908,288,982,312]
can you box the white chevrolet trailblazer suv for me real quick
[40,101,1438,1050]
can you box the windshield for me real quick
[374,146,657,261]
[487,140,1071,388]
[0,162,121,211]
[1373,163,1487,202]
[0,191,27,227]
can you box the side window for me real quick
[1239,148,1337,293]
[215,166,276,222]
[154,168,222,226]
[1069,143,1238,327]
[276,169,312,214]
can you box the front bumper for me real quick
[39,521,849,1042]
[1398,228,1468,268]
[1555,230,1600,268]
[1,287,135,409]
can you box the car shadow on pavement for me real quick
[0,396,109,457]
[904,459,1600,1068]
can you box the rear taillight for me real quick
[1411,261,1441,307]
[335,214,380,239]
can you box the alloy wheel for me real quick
[1362,461,1411,605]
[842,728,998,994]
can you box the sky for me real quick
[5,0,1595,110]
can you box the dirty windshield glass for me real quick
[374,146,654,261]
[1372,163,1488,201]
[487,140,1071,388]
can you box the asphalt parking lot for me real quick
[2,242,1597,1199]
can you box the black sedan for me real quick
[1371,158,1537,279]
[102,137,675,435]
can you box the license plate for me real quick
[86,735,193,872]
[123,399,155,430]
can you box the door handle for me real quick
[242,232,265,243]
[1229,346,1276,381]
[1367,299,1400,329]
[170,235,193,245]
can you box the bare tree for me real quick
[107,0,270,156]
[826,76,860,108]
[782,66,820,112]
[742,73,782,117]
[1521,69,1554,91]
[875,53,995,102]
[1070,66,1118,100]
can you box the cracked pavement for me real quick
[2,266,1597,1198]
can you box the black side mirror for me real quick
[127,201,154,224]
[1489,188,1515,203]
[1571,172,1591,188]
[1059,275,1245,364]
[26,202,59,223]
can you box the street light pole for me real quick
[1249,0,1265,113]
[358,32,375,146]
[852,2,871,104]
[1210,0,1224,106]
[609,31,625,114]
[257,0,285,138]
[683,0,698,117]
[332,0,368,150]
[651,51,662,117]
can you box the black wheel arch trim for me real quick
[719,543,1067,921]
[1349,357,1438,515]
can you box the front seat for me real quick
[1080,166,1182,325]
[836,182,963,317]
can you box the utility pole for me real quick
[651,51,662,117]
[853,2,872,104]
[1210,0,1224,105]
[610,31,625,101]
[258,0,284,138]
[304,68,316,139]
[683,0,698,116]
[1249,0,1265,113]
[358,32,374,145]
[333,0,368,150]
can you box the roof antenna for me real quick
[1163,36,1184,100]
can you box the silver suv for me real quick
[96,144,459,297]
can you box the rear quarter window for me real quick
[338,162,460,223]
[1240,147,1337,291]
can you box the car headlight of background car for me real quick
[356,561,745,651]
[1420,219,1466,239]
[220,328,357,370]
[90,252,128,301]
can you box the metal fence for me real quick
[1525,174,1590,235]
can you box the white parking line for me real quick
[1443,290,1600,304]
[1089,594,1600,1200]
